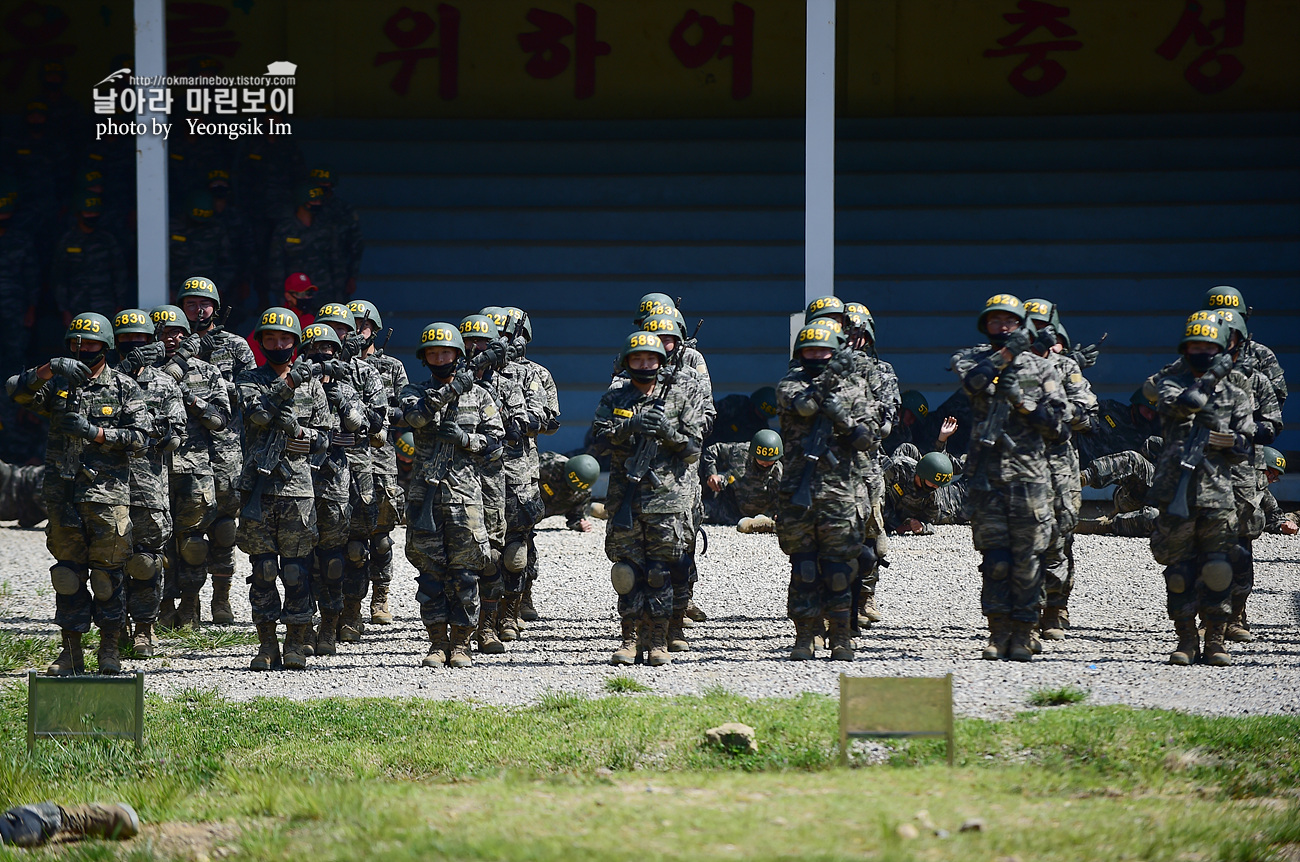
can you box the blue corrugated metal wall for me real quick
[300,112,1298,455]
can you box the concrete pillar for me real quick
[135,0,168,309]
[804,0,836,307]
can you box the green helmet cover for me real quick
[112,308,154,339]
[977,293,1026,335]
[901,390,929,418]
[460,314,500,340]
[750,429,783,461]
[417,322,466,359]
[301,320,342,350]
[564,454,600,491]
[66,312,114,348]
[794,320,845,356]
[750,386,778,418]
[1179,312,1229,352]
[1204,285,1245,313]
[347,299,383,331]
[1260,446,1285,473]
[254,306,302,341]
[316,302,356,331]
[396,432,415,459]
[917,451,956,487]
[177,275,221,308]
[621,331,667,367]
[804,295,844,323]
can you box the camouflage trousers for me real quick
[605,498,691,621]
[0,461,46,526]
[1151,508,1237,621]
[968,480,1053,623]
[167,472,216,601]
[702,487,744,526]
[207,470,241,577]
[126,505,171,625]
[237,494,318,625]
[370,473,404,587]
[312,499,352,615]
[344,471,377,603]
[776,494,863,563]
[1043,444,1081,609]
[46,501,131,632]
[499,482,544,596]
[1233,480,1265,541]
[405,485,491,627]
[1111,507,1158,537]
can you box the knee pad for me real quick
[980,548,1013,580]
[346,539,369,564]
[318,549,344,583]
[791,552,818,584]
[89,568,113,601]
[646,560,670,589]
[373,533,394,556]
[858,544,879,576]
[178,535,209,565]
[209,516,237,548]
[1229,540,1253,575]
[611,561,637,595]
[875,533,890,558]
[125,552,162,581]
[1164,560,1193,594]
[670,552,694,585]
[503,541,528,573]
[820,559,856,592]
[1200,553,1233,592]
[50,562,84,596]
[282,557,310,587]
[250,554,278,588]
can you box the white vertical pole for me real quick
[135,0,168,309]
[804,0,836,306]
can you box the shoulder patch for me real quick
[893,483,905,497]
[1104,414,1116,429]
[1069,373,1083,383]
[483,402,498,418]
[1041,378,1058,392]
[541,483,553,496]
[613,407,633,418]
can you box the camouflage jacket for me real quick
[478,368,529,488]
[235,365,330,499]
[268,213,341,304]
[1241,339,1287,407]
[1149,362,1254,512]
[170,355,226,476]
[319,193,364,287]
[700,441,781,518]
[50,226,126,316]
[1078,398,1162,468]
[0,461,46,526]
[882,452,967,531]
[168,215,236,293]
[538,450,590,526]
[707,393,771,446]
[865,353,902,427]
[363,350,409,477]
[334,355,386,477]
[14,365,152,506]
[1083,447,1155,514]
[400,375,504,502]
[312,378,365,504]
[501,360,547,482]
[592,376,704,516]
[776,363,879,506]
[126,365,186,509]
[951,344,1068,486]
[199,328,256,479]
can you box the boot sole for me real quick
[1040,630,1066,641]
[370,615,394,625]
[668,643,689,652]
[610,654,635,665]
[478,642,506,655]
[1169,654,1194,666]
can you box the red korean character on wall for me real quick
[376,4,461,98]
[669,3,755,99]
[982,0,1082,97]
[0,0,75,89]
[1156,0,1245,95]
[518,3,611,99]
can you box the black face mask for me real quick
[1185,352,1216,373]
[800,357,829,376]
[307,352,332,365]
[988,330,1010,347]
[428,360,457,379]
[264,346,294,365]
[194,311,214,331]
[81,215,100,228]
[77,348,106,369]
[627,367,658,384]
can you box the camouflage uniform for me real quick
[318,191,364,296]
[775,363,879,626]
[496,364,545,606]
[1243,339,1287,407]
[511,352,559,610]
[168,211,236,294]
[362,349,409,601]
[706,393,772,446]
[539,450,591,528]
[0,461,46,526]
[1226,358,1282,627]
[1262,489,1295,534]
[50,227,126,319]
[334,355,387,628]
[1078,398,1162,468]
[592,377,705,624]
[700,442,781,525]
[882,449,968,533]
[10,365,151,634]
[197,331,256,594]
[1041,351,1098,615]
[1148,362,1253,626]
[235,365,330,627]
[476,368,524,605]
[0,222,40,378]
[309,376,364,622]
[166,356,227,610]
[951,344,1068,628]
[1082,446,1161,537]
[267,215,340,305]
[122,365,185,628]
[400,375,503,629]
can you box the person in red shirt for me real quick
[248,273,318,365]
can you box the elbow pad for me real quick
[1255,423,1276,445]
[878,420,892,440]
[792,392,819,418]
[405,408,431,429]
[199,407,226,432]
[160,434,182,453]
[963,360,997,393]
[845,423,876,452]
[248,408,272,428]
[340,406,367,433]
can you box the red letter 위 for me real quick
[375,4,460,98]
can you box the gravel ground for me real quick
[1,519,1297,719]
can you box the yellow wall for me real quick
[2,0,1295,117]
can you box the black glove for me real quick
[58,412,98,441]
[449,367,475,396]
[325,382,343,409]
[121,342,166,374]
[1255,422,1276,445]
[1032,324,1058,356]
[821,393,851,430]
[174,335,201,362]
[436,418,470,449]
[826,349,855,378]
[630,404,665,435]
[153,433,182,453]
[198,331,219,357]
[544,416,561,434]
[1072,342,1101,369]
[272,405,300,436]
[1176,387,1208,413]
[1026,402,1060,436]
[49,357,92,386]
[481,436,504,462]
[1202,352,1235,385]
[287,357,313,388]
[343,332,369,358]
[481,339,507,369]
[1001,326,1033,357]
[504,419,524,444]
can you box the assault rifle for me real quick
[790,358,844,511]
[58,335,86,481]
[241,426,288,523]
[1167,358,1232,519]
[612,320,702,531]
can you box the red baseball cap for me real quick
[284,272,316,294]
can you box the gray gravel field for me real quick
[1,518,1297,718]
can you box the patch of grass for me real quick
[157,626,260,651]
[1028,685,1089,707]
[0,629,58,672]
[604,674,651,694]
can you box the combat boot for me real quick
[157,597,178,630]
[1169,618,1200,666]
[339,598,365,643]
[828,617,855,662]
[46,630,84,676]
[1203,620,1231,667]
[370,580,393,625]
[1226,598,1254,643]
[448,625,474,668]
[588,502,607,520]
[422,622,449,667]
[249,622,280,671]
[520,581,539,622]
[1074,516,1112,535]
[611,617,638,666]
[1039,606,1066,640]
[132,622,155,659]
[668,610,690,652]
[477,601,506,654]
[96,627,122,674]
[647,617,671,667]
[498,592,521,642]
[982,614,1011,661]
[1006,620,1035,662]
[59,802,140,841]
[281,624,308,669]
[176,592,200,628]
[857,593,883,626]
[210,576,235,624]
[636,618,650,662]
[812,618,827,651]
[315,612,339,656]
[789,618,816,661]
[685,599,708,623]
